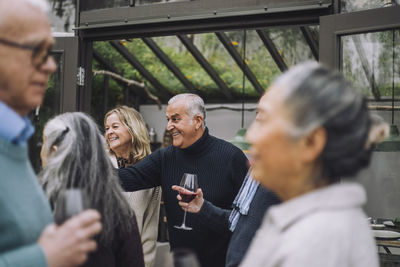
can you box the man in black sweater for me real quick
[118,93,248,267]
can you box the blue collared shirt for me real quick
[0,100,35,145]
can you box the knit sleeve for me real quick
[0,243,48,267]
[118,150,163,192]
[228,149,249,195]
[195,200,231,238]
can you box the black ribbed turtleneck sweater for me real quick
[119,127,248,267]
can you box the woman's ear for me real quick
[301,127,326,163]
[51,145,58,153]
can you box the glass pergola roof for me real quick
[91,27,318,109]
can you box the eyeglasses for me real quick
[0,37,53,68]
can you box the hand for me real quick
[172,186,204,213]
[38,209,102,267]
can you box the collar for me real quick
[268,182,366,231]
[0,100,35,145]
[180,127,211,155]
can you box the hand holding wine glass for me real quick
[172,186,204,214]
[173,173,198,230]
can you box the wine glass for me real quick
[174,173,198,230]
[54,188,88,225]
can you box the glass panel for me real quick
[194,32,258,97]
[268,27,315,67]
[345,30,400,233]
[92,41,158,126]
[226,30,281,96]
[49,0,76,33]
[341,29,400,101]
[29,52,63,173]
[91,25,320,111]
[153,36,221,97]
[124,39,185,94]
[81,0,191,11]
[341,0,393,13]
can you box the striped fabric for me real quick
[229,169,259,232]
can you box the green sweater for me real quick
[0,136,53,267]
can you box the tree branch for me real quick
[93,69,162,109]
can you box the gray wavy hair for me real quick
[273,61,376,180]
[39,112,134,246]
[168,93,206,128]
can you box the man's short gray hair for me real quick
[26,0,50,12]
[0,0,49,27]
[168,93,206,128]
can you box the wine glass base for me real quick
[174,225,192,231]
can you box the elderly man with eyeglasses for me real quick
[0,1,102,267]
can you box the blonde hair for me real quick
[104,106,151,163]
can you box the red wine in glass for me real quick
[174,173,198,230]
[179,191,197,203]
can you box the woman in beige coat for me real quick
[105,106,161,267]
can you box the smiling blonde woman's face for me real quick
[246,86,304,196]
[104,113,132,155]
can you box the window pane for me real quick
[49,0,76,33]
[341,0,392,13]
[341,29,400,100]
[268,27,315,67]
[153,35,222,97]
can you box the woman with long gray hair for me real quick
[240,62,383,267]
[39,112,145,267]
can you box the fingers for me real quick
[72,209,101,228]
[171,185,185,193]
[63,209,102,241]
[196,188,203,198]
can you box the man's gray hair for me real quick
[0,0,49,27]
[26,0,50,12]
[168,93,206,128]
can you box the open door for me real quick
[29,35,78,173]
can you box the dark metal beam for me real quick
[109,40,172,102]
[177,34,233,101]
[142,37,199,95]
[300,26,319,60]
[92,49,145,100]
[256,29,288,72]
[215,32,264,95]
[79,6,330,41]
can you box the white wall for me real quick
[140,103,258,143]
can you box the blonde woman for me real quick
[104,106,161,267]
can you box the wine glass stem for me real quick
[182,210,187,226]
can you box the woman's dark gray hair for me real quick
[168,93,206,128]
[39,112,134,246]
[274,61,373,181]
